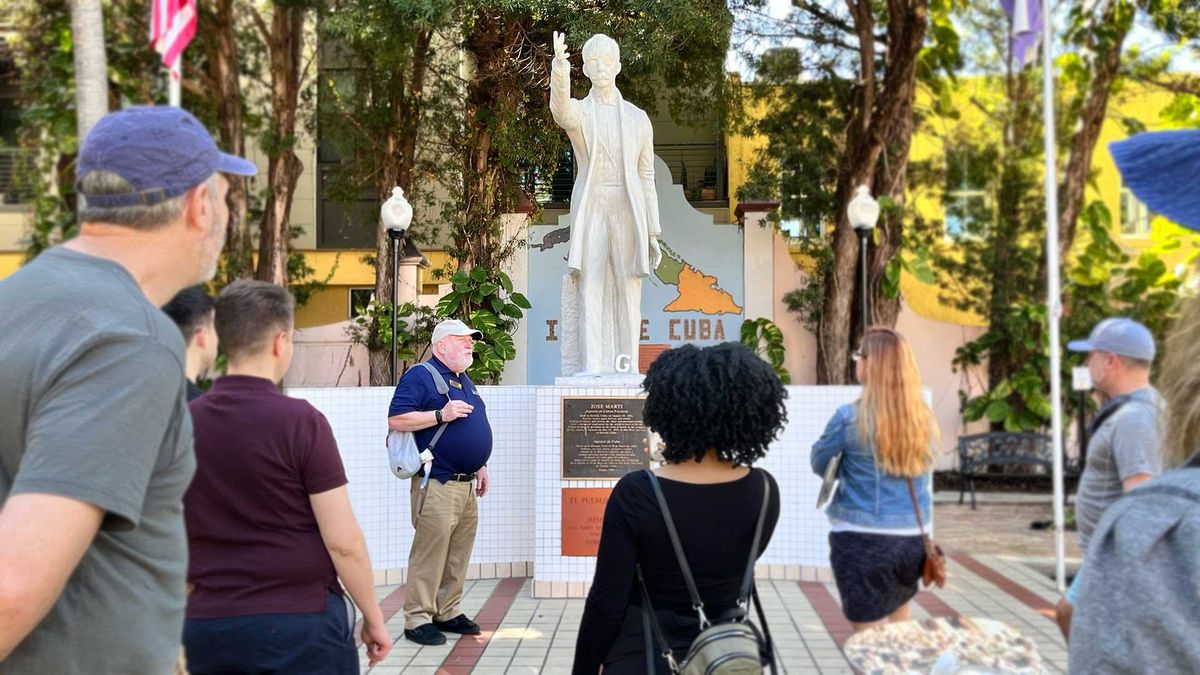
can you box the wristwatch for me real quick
[435,409,444,424]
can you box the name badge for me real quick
[448,379,464,390]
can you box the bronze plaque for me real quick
[561,396,651,480]
[561,488,612,556]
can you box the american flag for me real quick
[151,0,197,73]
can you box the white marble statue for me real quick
[550,31,662,376]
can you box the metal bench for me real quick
[957,432,1075,509]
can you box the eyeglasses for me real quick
[851,350,864,362]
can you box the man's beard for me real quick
[444,352,474,373]
[197,213,226,283]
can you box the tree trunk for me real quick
[69,0,108,157]
[1056,0,1132,259]
[255,3,304,286]
[204,0,252,283]
[369,29,433,387]
[816,0,928,384]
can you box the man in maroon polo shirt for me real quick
[183,280,391,674]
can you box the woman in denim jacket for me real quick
[811,327,938,631]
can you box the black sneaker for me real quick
[404,623,447,645]
[433,614,481,635]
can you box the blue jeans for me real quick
[183,591,358,675]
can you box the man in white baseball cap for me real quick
[386,318,491,645]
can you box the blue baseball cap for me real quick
[1067,317,1156,362]
[76,106,257,208]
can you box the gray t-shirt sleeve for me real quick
[1110,406,1161,481]
[12,336,183,531]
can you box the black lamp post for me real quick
[847,185,881,338]
[381,187,413,385]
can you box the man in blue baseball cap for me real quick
[0,106,255,672]
[1054,317,1162,638]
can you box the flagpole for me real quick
[1040,0,1067,594]
[169,55,181,107]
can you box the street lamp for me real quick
[382,186,413,385]
[847,185,880,338]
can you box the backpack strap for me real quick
[416,360,450,396]
[644,469,709,627]
[737,471,772,609]
[637,566,679,673]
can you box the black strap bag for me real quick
[637,469,777,675]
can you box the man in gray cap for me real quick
[387,318,493,645]
[1055,316,1163,638]
[0,106,256,671]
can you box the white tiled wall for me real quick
[288,386,537,572]
[289,384,865,588]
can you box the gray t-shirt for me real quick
[1076,387,1162,549]
[1069,462,1200,673]
[0,247,195,674]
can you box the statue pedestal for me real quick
[533,381,647,598]
[554,373,645,387]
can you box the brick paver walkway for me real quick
[354,553,1069,674]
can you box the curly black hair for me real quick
[642,342,788,466]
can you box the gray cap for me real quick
[1067,317,1156,362]
[431,319,483,344]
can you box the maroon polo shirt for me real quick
[184,375,348,619]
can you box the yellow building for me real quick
[724,77,1198,328]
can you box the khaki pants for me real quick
[404,476,479,629]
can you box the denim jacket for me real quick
[811,402,933,529]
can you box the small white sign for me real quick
[1072,367,1093,392]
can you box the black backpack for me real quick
[637,469,777,674]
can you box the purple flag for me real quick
[1001,0,1041,68]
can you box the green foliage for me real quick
[434,267,530,384]
[346,298,440,371]
[956,201,1187,432]
[781,230,834,333]
[12,0,165,258]
[739,317,790,384]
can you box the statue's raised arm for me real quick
[549,31,579,132]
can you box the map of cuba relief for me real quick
[525,155,745,385]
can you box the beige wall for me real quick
[0,208,30,252]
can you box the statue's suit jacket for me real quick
[549,58,661,278]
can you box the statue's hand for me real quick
[552,31,569,62]
[649,237,663,271]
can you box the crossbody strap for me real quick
[644,469,708,626]
[906,476,926,534]
[906,476,939,559]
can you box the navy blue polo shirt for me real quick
[388,357,492,482]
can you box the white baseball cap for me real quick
[431,319,483,344]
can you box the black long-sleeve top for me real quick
[572,468,780,674]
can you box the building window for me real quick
[0,91,33,205]
[348,287,375,319]
[944,189,989,238]
[1120,187,1152,237]
[779,217,823,240]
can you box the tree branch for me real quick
[248,4,271,47]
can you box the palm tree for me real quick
[69,0,109,146]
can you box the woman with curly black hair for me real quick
[573,343,785,674]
